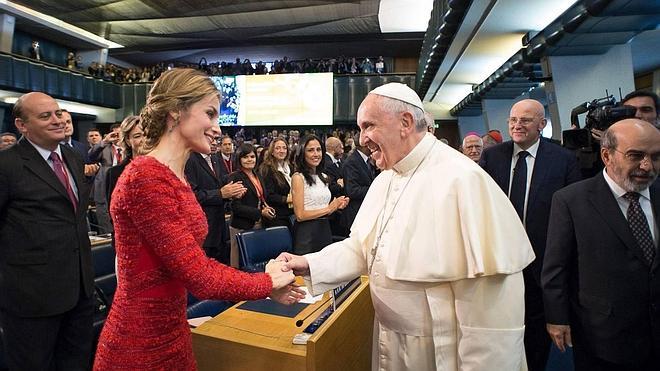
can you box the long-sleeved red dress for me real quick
[94,156,272,370]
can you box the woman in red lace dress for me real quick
[94,68,303,370]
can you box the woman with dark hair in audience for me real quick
[228,143,277,267]
[259,138,294,231]
[291,134,349,254]
[105,115,143,209]
[94,68,302,371]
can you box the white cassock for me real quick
[304,133,535,371]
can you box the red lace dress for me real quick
[94,156,272,370]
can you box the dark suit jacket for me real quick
[88,142,117,204]
[542,174,660,364]
[323,153,344,197]
[64,139,89,163]
[228,170,264,230]
[0,138,94,317]
[106,159,130,214]
[185,153,227,249]
[340,150,375,231]
[260,166,293,225]
[218,154,234,183]
[479,139,581,284]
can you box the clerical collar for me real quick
[392,133,435,174]
[513,139,540,159]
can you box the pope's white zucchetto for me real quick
[369,83,424,111]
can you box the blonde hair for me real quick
[118,115,141,159]
[139,68,219,152]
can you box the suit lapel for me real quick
[495,142,514,193]
[527,140,551,211]
[61,145,86,214]
[195,153,217,181]
[18,139,71,201]
[649,181,660,271]
[588,173,648,264]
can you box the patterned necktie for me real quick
[510,151,529,221]
[623,192,655,266]
[49,152,78,211]
[115,147,122,164]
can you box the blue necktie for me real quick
[510,151,529,221]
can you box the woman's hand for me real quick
[265,260,295,289]
[328,196,349,213]
[261,205,276,220]
[270,284,306,305]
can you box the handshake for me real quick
[265,259,305,305]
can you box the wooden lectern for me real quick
[192,277,373,371]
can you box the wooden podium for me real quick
[192,277,373,371]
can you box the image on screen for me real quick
[210,73,333,127]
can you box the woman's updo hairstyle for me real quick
[139,68,219,152]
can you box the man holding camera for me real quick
[88,123,122,234]
[543,119,660,370]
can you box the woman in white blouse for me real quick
[291,134,349,254]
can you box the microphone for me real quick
[295,297,331,327]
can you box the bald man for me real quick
[0,92,94,369]
[480,98,581,371]
[461,133,483,162]
[543,119,660,370]
[323,136,345,195]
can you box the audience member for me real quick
[259,138,294,231]
[323,136,344,196]
[87,128,102,147]
[480,99,582,371]
[461,132,483,162]
[339,134,376,234]
[88,123,122,234]
[291,134,348,254]
[0,132,17,150]
[29,40,41,60]
[105,116,144,213]
[280,83,534,370]
[623,90,659,129]
[186,128,246,264]
[542,119,660,371]
[375,56,386,74]
[0,92,94,370]
[482,130,502,149]
[93,68,302,370]
[61,110,100,177]
[228,143,276,267]
[219,135,234,180]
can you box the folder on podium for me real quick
[192,276,374,371]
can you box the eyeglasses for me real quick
[612,148,660,164]
[507,117,538,126]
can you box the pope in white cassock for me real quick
[280,83,535,371]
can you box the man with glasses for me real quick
[185,127,246,263]
[543,119,660,370]
[480,98,581,371]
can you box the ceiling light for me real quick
[379,0,434,33]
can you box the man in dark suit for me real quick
[480,99,581,371]
[218,135,235,181]
[340,139,375,234]
[88,123,122,234]
[61,109,100,177]
[0,92,94,370]
[542,119,660,371]
[323,136,345,236]
[186,131,246,263]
